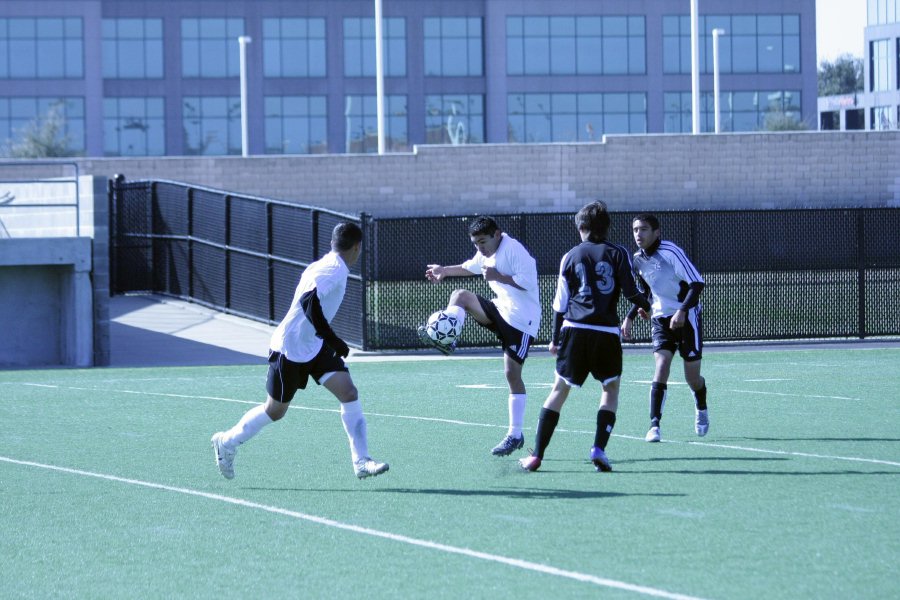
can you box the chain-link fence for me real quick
[111,178,900,350]
[110,178,366,347]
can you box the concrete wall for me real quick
[0,238,93,367]
[0,175,110,367]
[30,131,900,218]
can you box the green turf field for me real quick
[2,346,898,599]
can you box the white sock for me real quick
[340,400,369,463]
[223,404,273,449]
[445,304,466,329]
[508,393,526,437]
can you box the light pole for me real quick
[712,28,726,134]
[375,0,386,154]
[238,35,252,157]
[690,0,700,134]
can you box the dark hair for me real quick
[331,222,363,251]
[468,216,500,237]
[633,213,660,231]
[575,201,610,242]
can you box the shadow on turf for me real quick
[375,487,685,499]
[244,486,685,499]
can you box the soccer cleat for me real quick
[210,432,236,479]
[695,409,709,437]
[491,434,525,456]
[518,455,542,472]
[355,457,390,479]
[590,446,612,472]
[417,325,456,355]
[645,426,661,443]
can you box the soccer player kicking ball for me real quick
[519,201,650,473]
[211,222,389,480]
[621,213,709,443]
[421,216,541,457]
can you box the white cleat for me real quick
[355,457,389,479]
[210,432,236,479]
[645,426,661,443]
[695,409,709,437]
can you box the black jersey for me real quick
[553,240,649,328]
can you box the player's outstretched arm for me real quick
[426,264,472,282]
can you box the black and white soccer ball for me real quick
[425,310,461,347]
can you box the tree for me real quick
[3,101,77,158]
[818,54,864,96]
[762,108,809,131]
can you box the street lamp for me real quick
[375,0,386,154]
[712,28,726,134]
[238,35,252,157]
[690,0,700,134]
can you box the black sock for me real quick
[650,382,667,427]
[533,407,560,459]
[694,384,707,410]
[594,409,617,450]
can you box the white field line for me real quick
[0,455,706,600]
[9,384,900,469]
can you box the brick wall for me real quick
[22,130,900,217]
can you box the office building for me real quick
[819,0,900,130]
[0,0,817,156]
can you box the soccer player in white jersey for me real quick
[211,222,389,480]
[519,201,650,472]
[421,216,541,457]
[621,213,709,443]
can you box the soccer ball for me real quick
[425,310,461,347]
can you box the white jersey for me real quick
[270,251,349,362]
[632,240,704,318]
[461,232,541,336]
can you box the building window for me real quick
[424,17,483,76]
[867,0,900,25]
[507,93,646,143]
[871,39,890,91]
[0,97,85,155]
[264,96,328,154]
[871,105,896,130]
[182,18,244,78]
[425,94,484,144]
[663,14,800,74]
[182,96,241,155]
[0,18,83,79]
[344,17,405,77]
[102,19,163,79]
[664,90,802,132]
[507,16,645,75]
[103,97,165,156]
[263,18,326,78]
[344,94,407,153]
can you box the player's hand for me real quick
[548,342,559,356]
[638,307,649,320]
[425,264,444,283]
[481,266,499,282]
[325,335,350,358]
[621,318,632,340]
[670,309,686,329]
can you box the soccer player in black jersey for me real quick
[519,201,650,472]
[621,214,709,443]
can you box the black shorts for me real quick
[555,327,622,387]
[265,345,348,403]
[476,295,533,364]
[651,309,703,362]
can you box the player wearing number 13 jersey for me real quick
[520,201,650,473]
